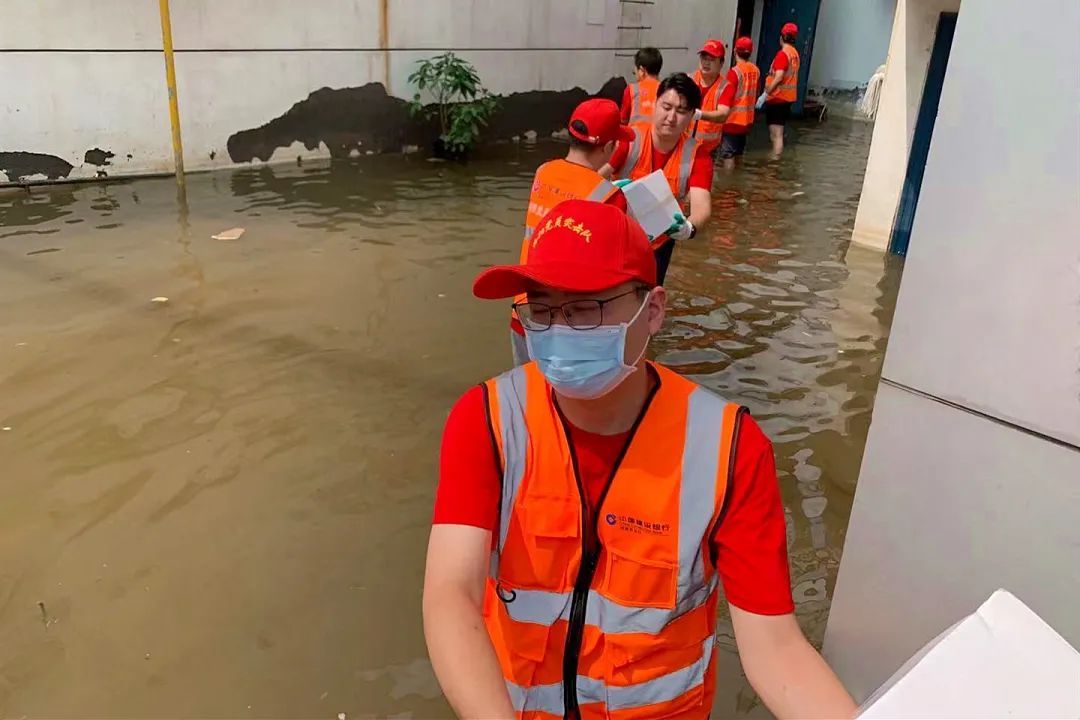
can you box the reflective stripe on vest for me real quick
[618,122,698,201]
[692,70,725,144]
[506,637,714,715]
[628,77,658,124]
[484,361,741,717]
[726,62,761,128]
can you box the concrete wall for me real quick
[849,0,960,251]
[824,0,1080,701]
[809,0,896,90]
[0,0,736,185]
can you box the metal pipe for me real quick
[158,0,186,190]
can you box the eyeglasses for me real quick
[513,288,647,332]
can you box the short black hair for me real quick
[735,48,752,60]
[656,72,702,111]
[634,47,663,76]
[782,32,797,44]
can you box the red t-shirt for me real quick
[433,383,795,616]
[620,85,633,124]
[767,50,790,105]
[608,141,714,191]
[717,68,749,136]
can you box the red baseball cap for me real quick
[698,39,726,58]
[735,36,754,53]
[781,22,799,36]
[568,99,635,145]
[473,200,656,299]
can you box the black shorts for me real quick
[719,132,748,159]
[765,101,792,126]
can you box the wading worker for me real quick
[758,22,801,157]
[423,199,858,720]
[706,36,761,170]
[600,73,713,286]
[509,98,634,366]
[620,46,663,124]
[689,38,728,155]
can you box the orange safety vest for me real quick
[513,160,619,313]
[726,61,761,129]
[691,70,725,149]
[627,77,659,124]
[616,122,698,202]
[482,361,743,720]
[771,45,800,103]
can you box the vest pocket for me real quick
[600,544,677,610]
[604,628,711,719]
[504,496,580,590]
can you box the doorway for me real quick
[889,12,958,256]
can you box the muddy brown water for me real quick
[0,117,901,718]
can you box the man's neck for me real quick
[651,126,679,154]
[700,70,720,87]
[564,149,599,171]
[553,363,652,435]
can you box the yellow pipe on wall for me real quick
[158,0,185,189]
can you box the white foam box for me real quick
[858,590,1080,719]
[620,170,681,241]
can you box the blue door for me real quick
[756,0,822,114]
[889,12,958,256]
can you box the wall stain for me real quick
[0,152,74,181]
[226,78,628,164]
[84,148,115,166]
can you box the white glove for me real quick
[692,108,703,122]
[756,92,768,109]
[669,218,695,242]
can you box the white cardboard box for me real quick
[858,589,1080,719]
[620,170,681,241]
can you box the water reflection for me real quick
[0,117,899,718]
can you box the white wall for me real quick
[809,0,896,90]
[0,0,735,183]
[824,0,1080,701]
[849,0,960,251]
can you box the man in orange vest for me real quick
[689,38,728,155]
[600,73,713,285]
[509,98,634,366]
[701,36,761,170]
[758,22,801,157]
[424,199,858,719]
[620,47,663,124]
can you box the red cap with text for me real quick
[781,22,799,37]
[473,200,656,299]
[698,39,726,57]
[735,36,754,53]
[568,99,636,145]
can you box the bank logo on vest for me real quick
[607,512,671,535]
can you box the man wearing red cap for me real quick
[759,22,802,157]
[697,36,761,170]
[508,98,635,366]
[689,38,728,155]
[424,200,857,719]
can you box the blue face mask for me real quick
[525,295,650,399]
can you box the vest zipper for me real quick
[553,371,661,720]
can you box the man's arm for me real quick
[698,105,730,123]
[423,524,515,719]
[687,186,711,230]
[765,68,785,95]
[731,606,857,719]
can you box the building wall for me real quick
[0,0,736,184]
[823,0,1080,702]
[849,0,960,251]
[809,0,896,90]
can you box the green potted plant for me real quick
[408,52,499,160]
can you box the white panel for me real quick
[809,0,896,89]
[824,383,1080,701]
[882,0,1080,447]
[169,0,381,50]
[0,0,160,49]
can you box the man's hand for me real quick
[756,92,769,109]
[666,212,695,241]
[730,605,857,719]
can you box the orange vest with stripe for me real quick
[727,61,761,129]
[616,122,698,202]
[513,160,619,311]
[482,361,743,720]
[691,70,725,149]
[772,45,800,103]
[627,77,659,124]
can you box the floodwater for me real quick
[0,116,901,718]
